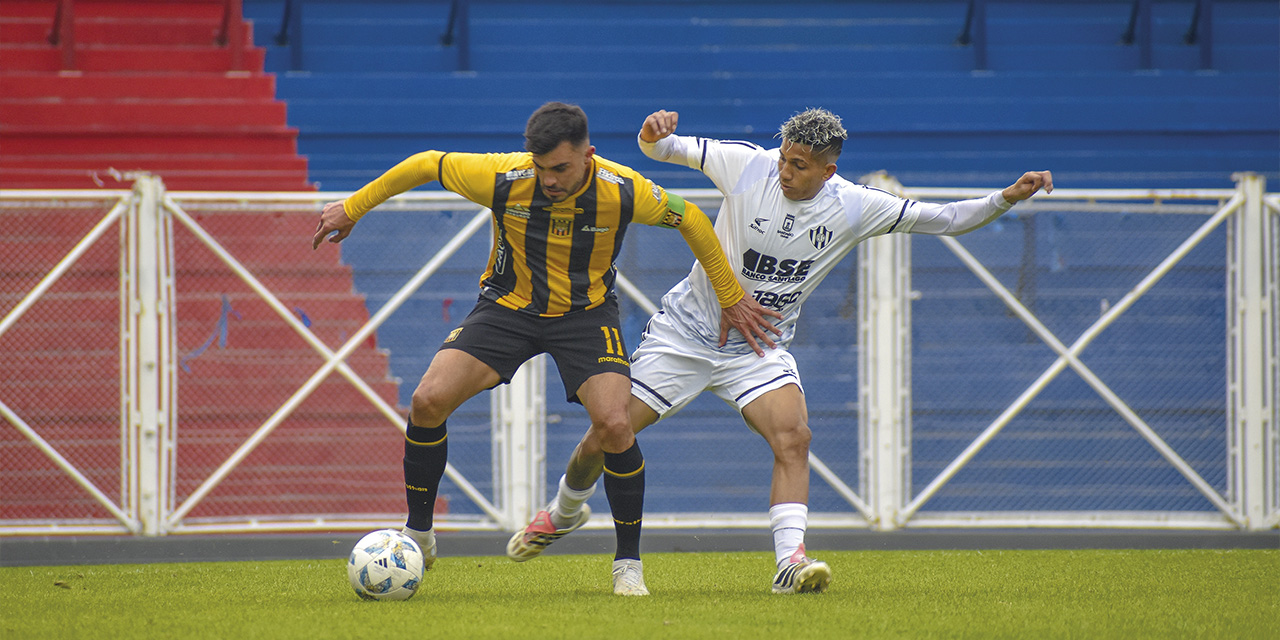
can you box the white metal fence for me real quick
[1,173,1275,536]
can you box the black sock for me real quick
[603,440,645,561]
[404,419,448,532]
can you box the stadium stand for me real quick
[0,0,312,190]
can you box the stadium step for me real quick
[2,99,288,128]
[0,45,266,74]
[0,128,299,156]
[0,71,277,100]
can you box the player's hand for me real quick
[1002,171,1054,203]
[313,200,356,249]
[719,296,784,357]
[639,110,679,143]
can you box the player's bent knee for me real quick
[771,423,812,459]
[589,415,634,450]
[410,386,452,427]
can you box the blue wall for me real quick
[246,1,1275,517]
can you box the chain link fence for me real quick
[2,178,1275,535]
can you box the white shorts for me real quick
[629,311,803,421]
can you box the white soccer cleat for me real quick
[505,504,591,562]
[771,544,831,594]
[401,526,437,571]
[611,559,650,596]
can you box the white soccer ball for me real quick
[347,529,426,601]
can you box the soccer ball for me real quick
[347,529,426,601]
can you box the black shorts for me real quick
[440,296,630,404]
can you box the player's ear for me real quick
[583,144,596,160]
[823,163,838,181]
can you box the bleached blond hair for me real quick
[777,108,847,160]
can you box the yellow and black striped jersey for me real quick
[343,150,743,317]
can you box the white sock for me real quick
[550,475,596,529]
[769,502,808,568]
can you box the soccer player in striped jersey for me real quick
[524,108,1051,594]
[312,102,780,596]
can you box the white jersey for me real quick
[640,134,1013,354]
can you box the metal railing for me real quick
[1,176,1275,536]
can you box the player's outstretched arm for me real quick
[1001,170,1054,203]
[639,109,679,143]
[312,150,447,250]
[905,170,1055,237]
[313,200,357,249]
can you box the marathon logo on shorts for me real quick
[505,168,535,181]
[596,168,625,185]
[741,248,814,283]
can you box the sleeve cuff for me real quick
[994,191,1013,210]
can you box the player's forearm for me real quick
[343,151,446,221]
[907,191,1013,236]
[638,134,700,170]
[678,201,745,307]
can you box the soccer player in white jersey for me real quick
[507,107,1053,595]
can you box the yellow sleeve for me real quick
[343,151,446,221]
[672,198,744,308]
[633,180,743,308]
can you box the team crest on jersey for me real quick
[551,216,574,236]
[505,168,535,181]
[505,204,531,219]
[596,168,625,185]
[809,225,832,249]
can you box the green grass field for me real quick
[3,549,1275,639]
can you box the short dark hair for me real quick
[777,108,848,162]
[524,102,590,155]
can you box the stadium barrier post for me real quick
[857,173,913,531]
[125,175,177,536]
[491,356,548,531]
[1228,173,1276,530]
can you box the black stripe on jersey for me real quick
[523,186,555,314]
[632,378,672,408]
[438,152,451,192]
[600,177,635,298]
[486,173,517,294]
[566,182,598,311]
[886,199,910,234]
[699,138,708,170]
[734,373,797,403]
[860,184,899,198]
